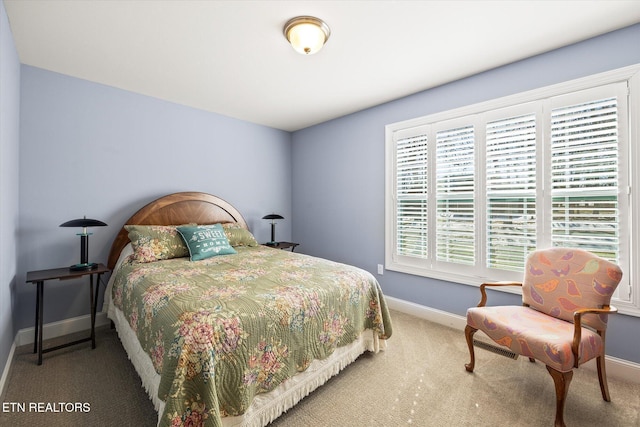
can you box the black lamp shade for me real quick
[60,217,107,271]
[60,218,107,228]
[262,214,284,221]
[262,214,284,244]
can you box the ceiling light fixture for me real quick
[283,16,330,55]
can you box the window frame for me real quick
[385,64,640,316]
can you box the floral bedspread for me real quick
[111,245,392,427]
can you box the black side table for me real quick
[26,263,110,365]
[263,241,299,252]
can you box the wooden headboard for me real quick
[107,192,249,269]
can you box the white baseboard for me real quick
[385,295,640,384]
[14,312,110,347]
[0,340,16,401]
[0,312,111,398]
[386,296,468,330]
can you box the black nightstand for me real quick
[26,263,109,365]
[263,242,299,252]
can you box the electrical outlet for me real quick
[377,264,384,275]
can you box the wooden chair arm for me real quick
[477,281,523,307]
[571,305,618,368]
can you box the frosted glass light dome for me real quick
[284,16,331,55]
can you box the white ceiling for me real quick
[4,1,640,132]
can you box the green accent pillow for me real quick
[125,225,190,263]
[177,224,237,261]
[222,223,259,247]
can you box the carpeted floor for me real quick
[1,310,639,426]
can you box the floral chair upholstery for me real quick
[464,248,622,427]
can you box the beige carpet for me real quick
[1,310,638,426]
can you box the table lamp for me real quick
[262,214,284,246]
[60,216,107,270]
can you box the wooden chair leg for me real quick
[546,365,573,427]
[596,355,611,401]
[464,325,477,372]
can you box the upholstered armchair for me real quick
[464,247,623,427]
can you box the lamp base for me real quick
[69,263,98,271]
[265,242,278,247]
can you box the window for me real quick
[485,111,537,271]
[385,65,640,315]
[435,124,476,266]
[396,131,429,259]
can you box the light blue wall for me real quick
[16,66,292,330]
[0,0,20,378]
[291,24,640,363]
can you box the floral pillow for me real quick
[125,225,190,263]
[177,224,237,261]
[222,223,259,247]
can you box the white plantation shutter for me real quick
[486,113,537,271]
[386,68,636,312]
[550,91,621,262]
[395,131,429,259]
[435,125,475,265]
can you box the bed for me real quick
[104,192,393,427]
